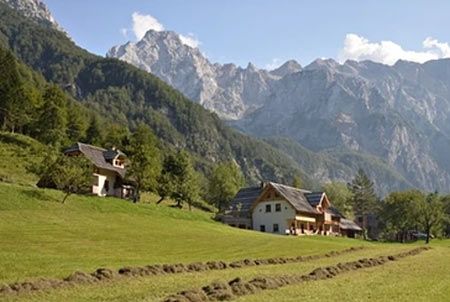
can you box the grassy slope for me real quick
[0,132,43,186]
[0,182,366,284]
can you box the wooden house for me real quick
[219,181,361,237]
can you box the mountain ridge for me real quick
[107,30,301,120]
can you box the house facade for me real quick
[64,143,134,199]
[219,182,361,237]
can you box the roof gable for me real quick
[253,182,318,214]
[64,142,127,178]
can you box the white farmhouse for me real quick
[220,182,362,237]
[64,142,134,199]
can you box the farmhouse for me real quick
[64,142,134,199]
[219,181,362,237]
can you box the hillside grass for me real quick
[2,245,424,302]
[237,241,450,302]
[0,132,44,186]
[0,182,368,284]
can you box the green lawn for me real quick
[0,182,367,284]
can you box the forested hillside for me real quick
[0,2,310,186]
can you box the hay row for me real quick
[0,246,365,295]
[162,246,431,302]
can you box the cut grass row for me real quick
[237,242,450,302]
[1,245,421,302]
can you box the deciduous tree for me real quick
[380,190,423,242]
[323,182,354,218]
[415,192,445,244]
[208,161,245,212]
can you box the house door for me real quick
[104,180,110,195]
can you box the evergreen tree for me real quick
[103,123,130,149]
[37,85,68,145]
[157,150,200,210]
[126,124,161,202]
[208,161,245,212]
[66,103,88,142]
[85,115,103,146]
[0,49,34,132]
[347,169,378,239]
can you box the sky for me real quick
[45,0,450,69]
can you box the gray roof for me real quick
[64,142,127,178]
[304,192,324,207]
[103,148,126,161]
[326,206,343,217]
[229,186,263,216]
[268,182,319,214]
[340,218,363,231]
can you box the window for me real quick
[260,225,266,232]
[265,204,271,212]
[273,224,279,233]
[275,203,281,212]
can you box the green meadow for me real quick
[0,133,448,301]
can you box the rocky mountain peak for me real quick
[108,29,300,120]
[270,60,302,77]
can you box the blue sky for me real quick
[45,0,450,68]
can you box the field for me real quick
[0,133,449,302]
[0,182,449,302]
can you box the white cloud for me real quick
[338,34,450,65]
[179,33,201,48]
[125,12,200,48]
[120,28,128,38]
[131,12,165,40]
[265,58,283,70]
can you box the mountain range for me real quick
[107,31,302,120]
[3,0,450,194]
[108,26,450,194]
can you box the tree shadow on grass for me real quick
[21,188,61,203]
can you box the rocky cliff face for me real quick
[1,0,63,31]
[107,30,300,120]
[108,28,450,193]
[236,58,450,192]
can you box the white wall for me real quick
[252,199,296,234]
[92,169,117,197]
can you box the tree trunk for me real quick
[133,187,140,203]
[62,192,70,204]
[426,226,431,244]
[156,196,165,204]
[188,202,192,211]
